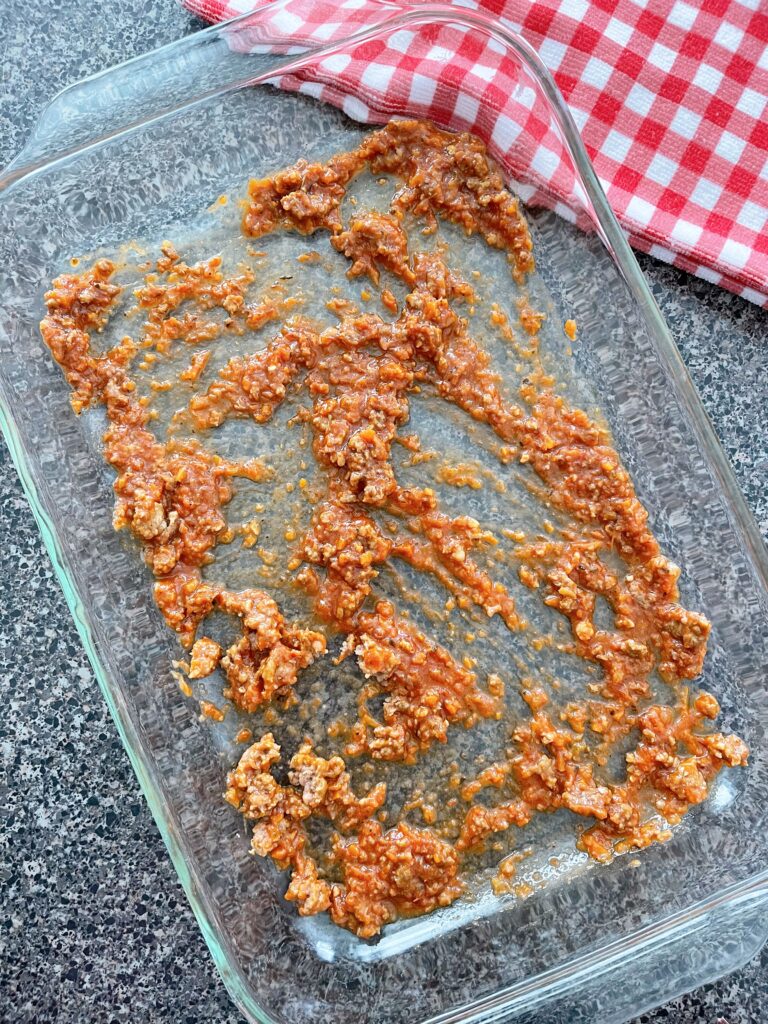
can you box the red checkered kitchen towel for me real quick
[184,0,768,307]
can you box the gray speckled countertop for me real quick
[1,3,766,1022]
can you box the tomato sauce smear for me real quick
[40,120,747,938]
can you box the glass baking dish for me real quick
[1,2,767,1021]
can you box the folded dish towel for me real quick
[184,0,768,307]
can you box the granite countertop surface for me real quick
[1,2,766,1022]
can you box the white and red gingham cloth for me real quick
[184,0,768,307]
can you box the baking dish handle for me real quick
[426,873,768,1024]
[0,3,311,188]
[4,0,530,186]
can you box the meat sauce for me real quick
[40,119,747,938]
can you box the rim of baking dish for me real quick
[1,4,767,1023]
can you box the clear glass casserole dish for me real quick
[1,3,767,1022]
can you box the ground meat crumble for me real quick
[345,600,500,763]
[226,735,461,936]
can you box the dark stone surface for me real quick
[0,2,765,1022]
